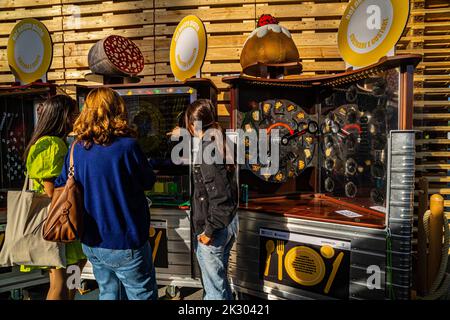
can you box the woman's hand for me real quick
[198,233,212,245]
[166,126,181,137]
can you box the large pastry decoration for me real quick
[239,15,314,183]
[240,14,301,77]
[241,99,317,183]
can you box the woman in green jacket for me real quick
[22,95,86,300]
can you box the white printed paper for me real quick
[335,210,362,218]
[370,206,387,213]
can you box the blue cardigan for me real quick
[55,137,156,249]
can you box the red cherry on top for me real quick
[257,14,279,27]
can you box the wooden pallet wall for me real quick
[0,0,348,116]
[0,0,155,88]
[152,0,348,115]
[399,0,450,219]
[0,1,448,211]
[0,0,65,84]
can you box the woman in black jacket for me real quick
[184,99,238,300]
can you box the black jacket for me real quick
[191,160,238,238]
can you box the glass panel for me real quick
[120,92,192,206]
[318,68,400,212]
[0,96,36,209]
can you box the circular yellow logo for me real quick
[7,18,53,84]
[338,0,410,67]
[170,15,207,81]
[285,246,326,286]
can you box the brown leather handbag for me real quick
[43,142,84,243]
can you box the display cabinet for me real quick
[223,55,421,300]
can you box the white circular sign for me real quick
[347,0,393,54]
[175,27,199,72]
[14,29,44,74]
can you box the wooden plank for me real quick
[255,3,347,18]
[0,44,64,61]
[415,88,450,94]
[416,164,450,170]
[155,19,340,36]
[65,52,154,68]
[416,176,450,183]
[0,33,64,47]
[416,152,450,157]
[154,45,340,62]
[218,105,230,116]
[62,0,117,4]
[428,188,450,195]
[0,17,63,36]
[411,7,450,15]
[0,6,62,21]
[156,22,255,35]
[414,75,450,82]
[155,33,338,50]
[414,100,450,108]
[416,139,450,145]
[156,0,255,7]
[62,26,154,42]
[63,12,154,30]
[63,41,154,57]
[414,126,450,132]
[155,60,345,75]
[62,1,154,16]
[0,74,15,83]
[155,7,255,23]
[3,0,61,7]
[414,113,450,120]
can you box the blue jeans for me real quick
[82,241,158,300]
[194,215,239,300]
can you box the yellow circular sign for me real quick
[285,246,326,286]
[320,245,335,259]
[7,18,53,84]
[170,15,207,81]
[338,0,410,67]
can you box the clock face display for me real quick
[240,99,317,183]
[319,72,398,205]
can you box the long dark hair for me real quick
[184,99,217,133]
[23,95,77,161]
[185,99,235,171]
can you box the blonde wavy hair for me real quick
[74,87,136,147]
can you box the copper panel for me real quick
[399,64,415,130]
[241,194,385,229]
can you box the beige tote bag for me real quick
[0,175,66,267]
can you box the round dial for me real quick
[241,99,316,183]
[321,104,363,174]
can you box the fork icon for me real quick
[276,240,285,281]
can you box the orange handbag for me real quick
[43,142,84,243]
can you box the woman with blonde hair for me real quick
[55,87,158,300]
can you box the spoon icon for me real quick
[264,240,275,277]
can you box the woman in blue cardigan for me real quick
[55,87,157,300]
